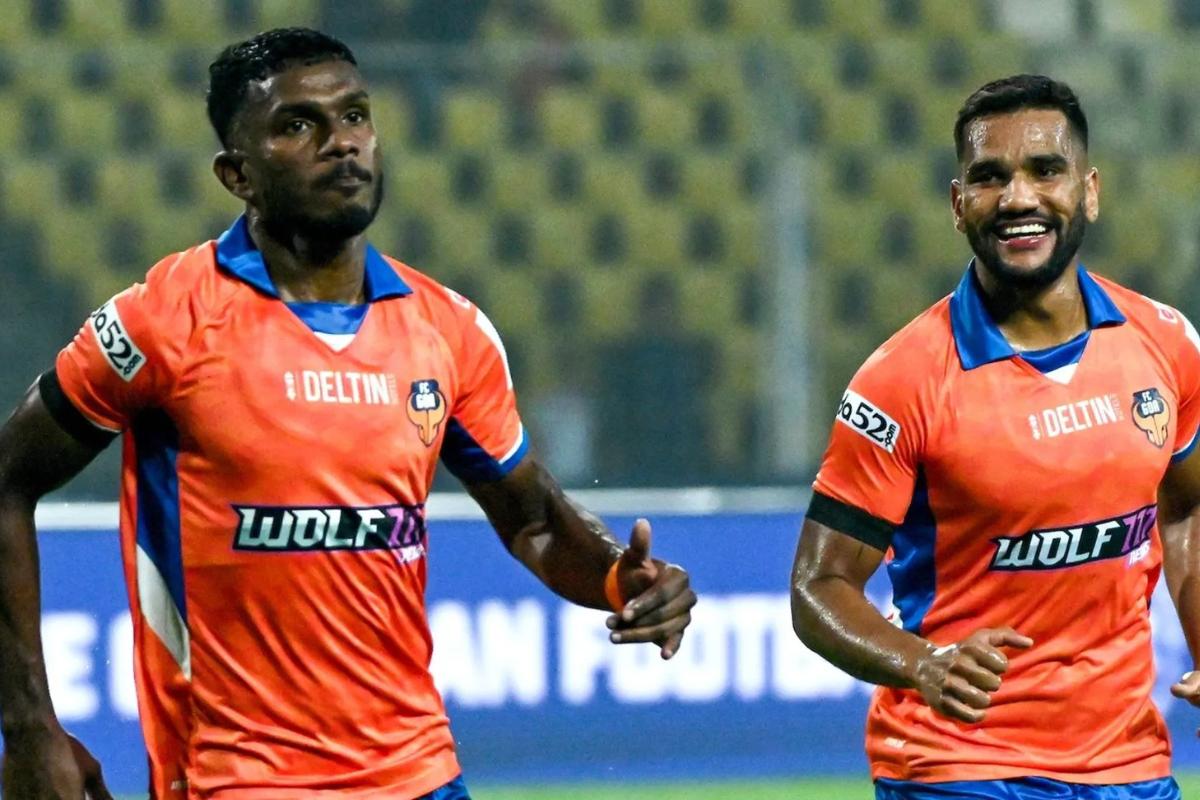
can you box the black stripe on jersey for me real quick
[39,369,118,450]
[806,490,893,551]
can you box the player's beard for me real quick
[967,200,1087,291]
[261,169,385,247]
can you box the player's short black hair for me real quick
[954,74,1089,160]
[207,27,358,148]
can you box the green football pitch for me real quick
[115,773,1200,799]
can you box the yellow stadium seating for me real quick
[637,89,695,148]
[95,157,161,217]
[57,0,133,42]
[0,97,26,153]
[813,200,882,266]
[874,153,936,203]
[1106,206,1167,266]
[490,152,548,213]
[38,209,114,292]
[532,207,590,268]
[442,90,507,151]
[10,47,74,96]
[825,0,890,36]
[583,155,645,205]
[680,153,744,211]
[625,205,689,268]
[541,0,606,36]
[678,268,737,333]
[444,210,497,271]
[723,0,793,36]
[821,91,885,148]
[920,0,988,36]
[483,271,544,337]
[640,0,704,37]
[390,155,452,216]
[156,90,218,156]
[782,32,842,96]
[56,91,122,154]
[258,0,320,30]
[369,87,412,150]
[139,207,212,264]
[0,2,31,43]
[539,87,601,149]
[721,206,763,266]
[580,268,639,339]
[0,158,65,219]
[157,0,226,43]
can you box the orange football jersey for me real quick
[811,265,1200,784]
[50,216,527,798]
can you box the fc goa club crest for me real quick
[1132,387,1170,448]
[407,379,447,446]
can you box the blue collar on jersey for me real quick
[950,261,1126,371]
[214,214,412,301]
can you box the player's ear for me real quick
[950,179,966,232]
[1084,166,1100,222]
[213,151,253,203]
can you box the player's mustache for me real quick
[315,162,373,187]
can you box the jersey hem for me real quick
[870,754,1172,785]
[190,751,461,799]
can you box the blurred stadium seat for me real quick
[7,0,1200,493]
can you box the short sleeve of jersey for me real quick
[54,269,190,434]
[1166,307,1200,461]
[439,293,528,483]
[810,344,929,549]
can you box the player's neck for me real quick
[975,259,1088,352]
[248,216,368,305]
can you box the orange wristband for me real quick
[604,559,625,613]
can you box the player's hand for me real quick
[1,727,111,799]
[913,627,1033,724]
[604,518,697,660]
[1170,669,1200,735]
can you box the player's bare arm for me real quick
[0,377,113,800]
[1159,444,1200,720]
[466,457,696,659]
[791,517,1031,724]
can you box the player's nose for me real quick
[997,172,1039,214]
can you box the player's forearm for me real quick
[506,493,623,610]
[791,574,932,689]
[470,458,623,610]
[1161,513,1200,666]
[0,496,59,737]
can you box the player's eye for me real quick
[284,118,311,135]
[345,108,368,124]
[969,169,1003,185]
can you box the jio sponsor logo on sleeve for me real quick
[835,389,900,453]
[90,299,146,382]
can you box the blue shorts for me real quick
[875,776,1180,800]
[417,775,472,800]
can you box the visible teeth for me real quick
[1000,224,1048,237]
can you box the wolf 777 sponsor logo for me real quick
[989,504,1157,571]
[836,389,900,453]
[233,503,427,563]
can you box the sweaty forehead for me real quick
[962,108,1079,164]
[240,59,366,119]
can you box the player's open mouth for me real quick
[994,221,1054,251]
